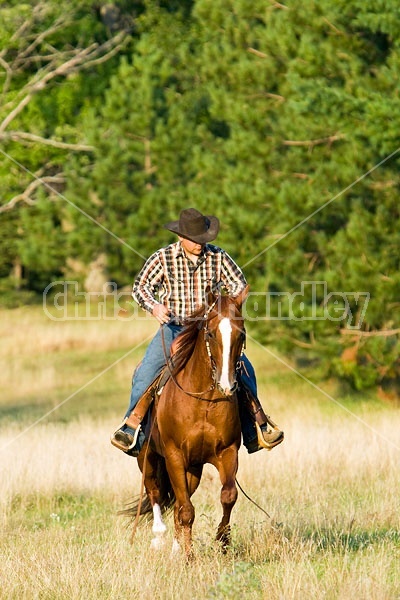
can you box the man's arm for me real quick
[132,251,169,323]
[220,250,247,297]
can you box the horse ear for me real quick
[233,284,249,308]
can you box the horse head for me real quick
[204,285,249,397]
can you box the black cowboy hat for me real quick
[164,208,220,243]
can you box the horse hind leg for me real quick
[136,445,168,550]
[151,503,167,549]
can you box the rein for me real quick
[161,319,218,399]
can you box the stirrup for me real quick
[255,422,284,451]
[111,418,141,452]
[264,414,279,429]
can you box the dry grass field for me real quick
[1,305,399,599]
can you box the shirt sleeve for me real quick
[132,251,164,314]
[220,250,247,297]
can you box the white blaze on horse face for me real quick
[219,318,233,395]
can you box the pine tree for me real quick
[0,0,135,294]
[1,0,399,392]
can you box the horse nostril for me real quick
[217,381,238,397]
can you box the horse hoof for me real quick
[152,522,167,535]
[171,538,181,555]
[150,535,165,550]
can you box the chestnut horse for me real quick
[134,286,248,558]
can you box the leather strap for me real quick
[238,363,271,427]
[239,387,272,428]
[126,372,163,428]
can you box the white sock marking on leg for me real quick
[152,503,167,534]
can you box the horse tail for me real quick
[119,455,175,521]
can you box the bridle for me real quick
[203,302,246,396]
[162,298,246,399]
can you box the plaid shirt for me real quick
[132,241,247,321]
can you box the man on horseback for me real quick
[111,208,284,456]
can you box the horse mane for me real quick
[170,304,208,377]
[170,295,241,377]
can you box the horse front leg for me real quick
[165,451,195,560]
[173,501,195,559]
[215,446,239,551]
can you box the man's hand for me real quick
[152,303,171,325]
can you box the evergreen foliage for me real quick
[1,0,399,393]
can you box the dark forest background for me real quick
[1,0,399,394]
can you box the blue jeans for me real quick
[124,323,183,419]
[124,323,258,446]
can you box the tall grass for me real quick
[1,306,399,599]
[0,305,158,423]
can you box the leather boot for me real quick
[240,388,284,453]
[111,374,161,454]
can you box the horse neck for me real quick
[182,329,214,392]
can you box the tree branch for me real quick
[12,16,69,70]
[247,47,268,59]
[0,131,95,151]
[269,1,289,10]
[288,337,315,349]
[0,172,65,213]
[282,134,344,148]
[270,168,310,179]
[0,94,32,133]
[247,92,286,104]
[0,31,129,133]
[0,56,13,97]
[322,17,345,36]
[340,328,400,338]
